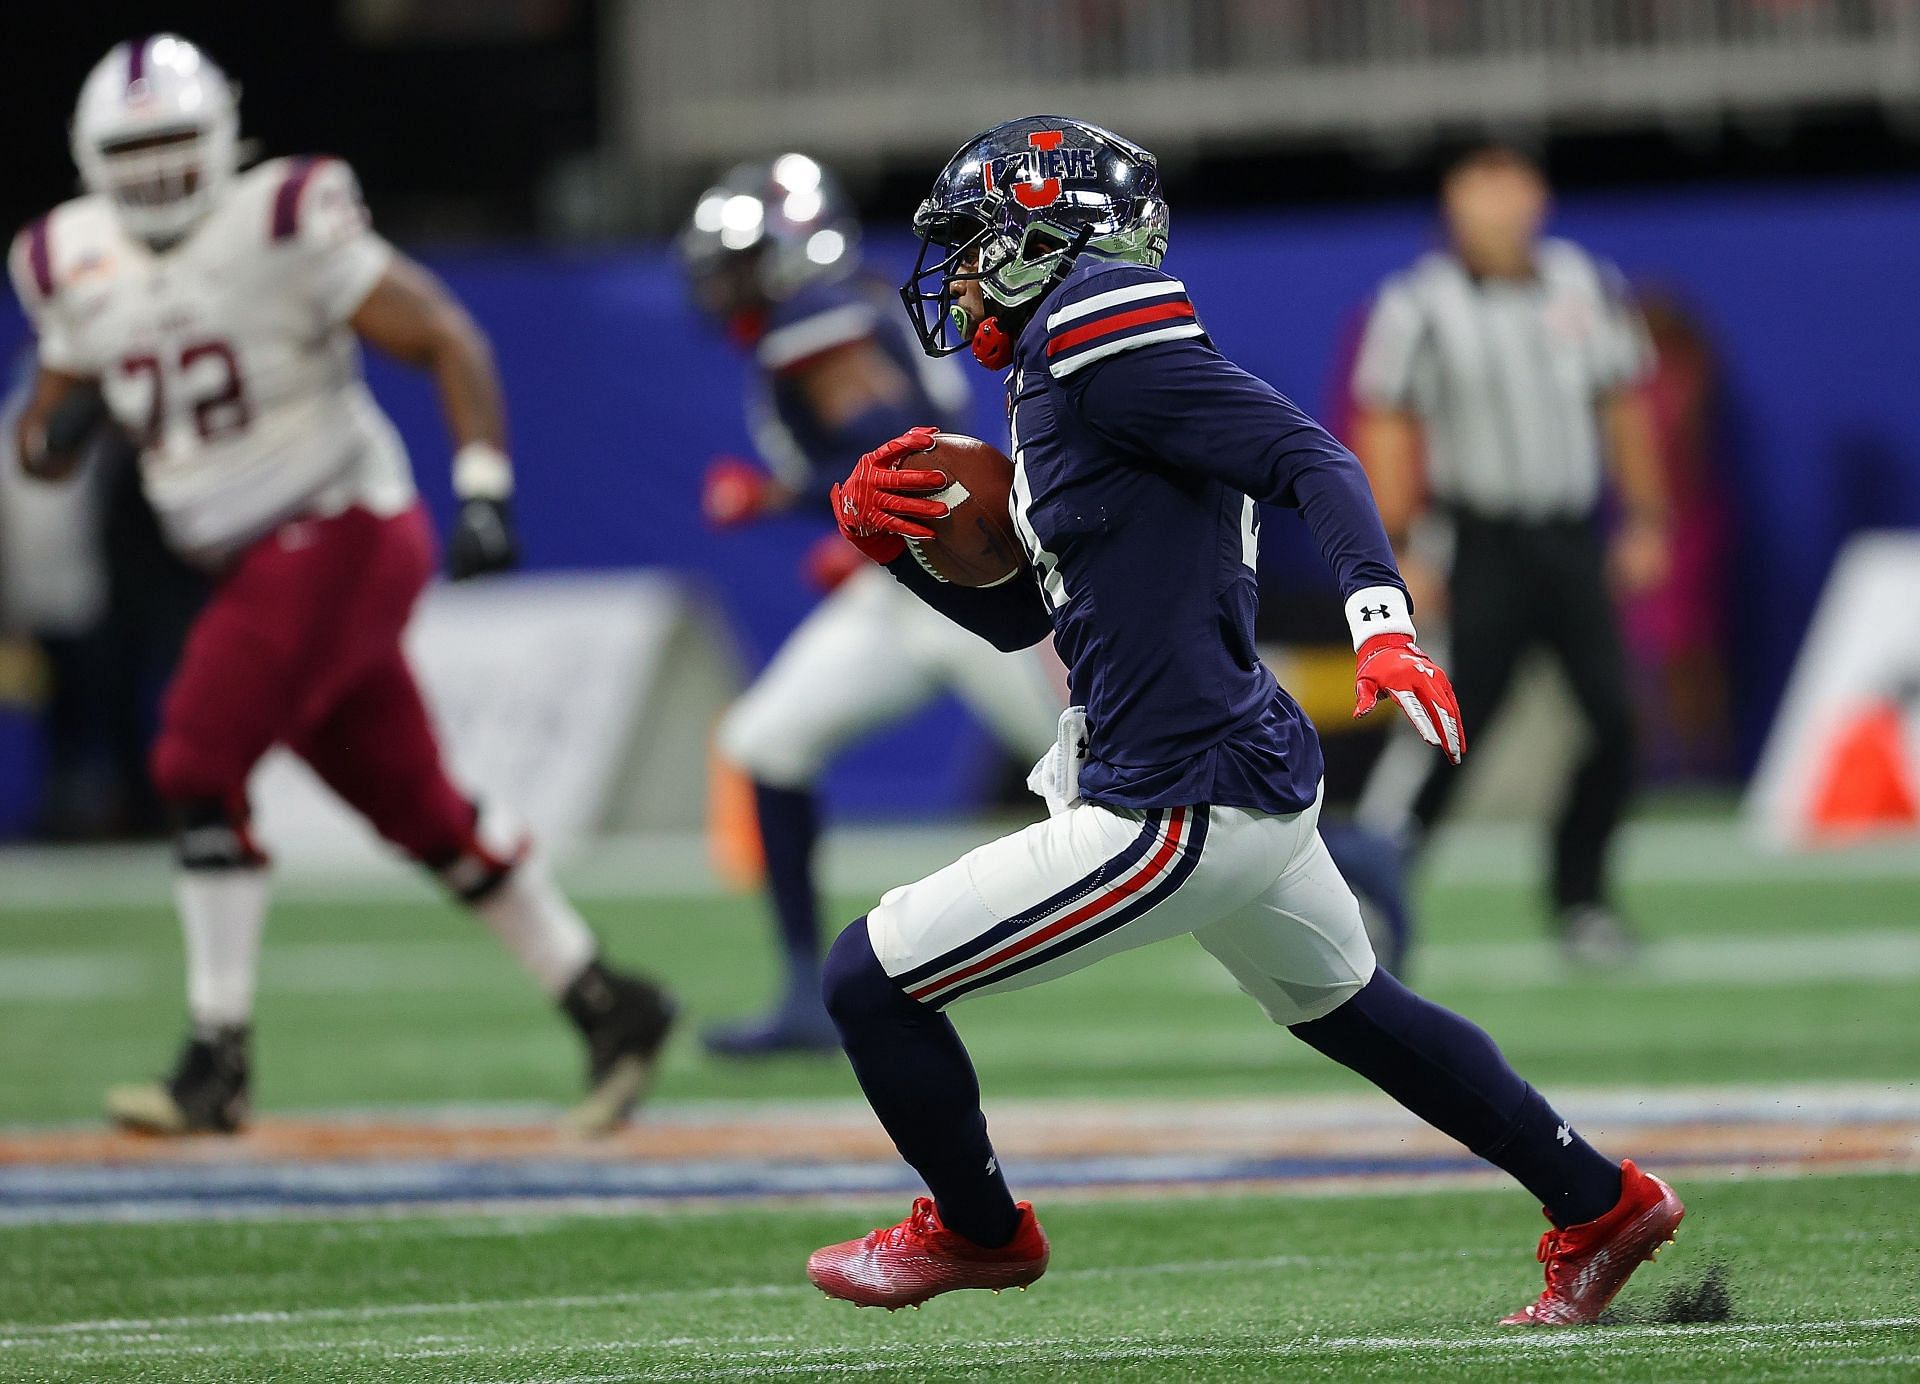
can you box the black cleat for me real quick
[560,960,678,1135]
[105,1025,252,1135]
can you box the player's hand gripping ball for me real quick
[1354,634,1465,765]
[832,427,950,565]
[831,427,1026,587]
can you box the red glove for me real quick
[828,426,950,565]
[1355,633,1465,765]
[702,456,772,528]
[803,532,867,592]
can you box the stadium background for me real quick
[2,3,1918,1381]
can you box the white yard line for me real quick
[0,818,1915,912]
[35,1319,1912,1378]
[488,1320,1920,1383]
[4,1238,1916,1348]
[11,920,1920,1006]
[12,1076,1920,1137]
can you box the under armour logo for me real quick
[1556,1123,1573,1147]
[840,493,857,515]
[1360,604,1391,621]
[985,1156,998,1176]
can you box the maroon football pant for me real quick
[149,503,475,862]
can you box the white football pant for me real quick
[866,785,1377,1024]
[717,564,1062,789]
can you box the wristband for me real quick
[1344,584,1417,651]
[453,442,514,501]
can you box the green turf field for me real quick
[3,830,1917,1380]
[3,1175,1916,1381]
[4,867,1918,1120]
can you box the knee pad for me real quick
[418,800,527,904]
[822,918,918,1030]
[715,695,820,790]
[172,798,268,870]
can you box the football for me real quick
[894,432,1027,588]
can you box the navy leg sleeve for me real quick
[822,917,1019,1247]
[1291,969,1621,1227]
[753,781,822,996]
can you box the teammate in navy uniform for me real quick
[804,118,1684,1326]
[682,155,1060,1056]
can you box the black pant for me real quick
[1410,514,1635,917]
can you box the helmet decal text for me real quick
[981,131,1099,211]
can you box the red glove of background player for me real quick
[702,456,773,528]
[803,533,867,593]
[1354,633,1465,765]
[829,426,950,565]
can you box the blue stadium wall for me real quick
[3,178,1917,828]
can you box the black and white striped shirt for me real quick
[1352,238,1651,521]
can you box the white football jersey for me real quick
[8,156,416,561]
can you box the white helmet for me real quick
[71,35,239,247]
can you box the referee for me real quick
[1350,144,1671,963]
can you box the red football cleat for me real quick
[1500,1159,1685,1326]
[807,1197,1050,1310]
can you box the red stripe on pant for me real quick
[907,807,1189,1002]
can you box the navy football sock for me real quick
[1290,970,1621,1227]
[753,781,822,998]
[821,918,1019,1247]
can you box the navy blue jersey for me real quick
[746,276,971,509]
[894,257,1408,817]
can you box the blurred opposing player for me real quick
[681,156,1060,1056]
[805,117,1684,1326]
[10,35,675,1135]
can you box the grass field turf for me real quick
[3,869,1918,1120]
[3,1174,1917,1381]
[3,833,1917,1379]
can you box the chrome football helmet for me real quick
[72,35,240,248]
[902,116,1170,367]
[680,153,860,327]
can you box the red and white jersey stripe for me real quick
[1042,270,1204,379]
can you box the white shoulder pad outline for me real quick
[1043,273,1203,378]
[758,302,877,372]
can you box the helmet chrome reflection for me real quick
[680,153,860,323]
[901,116,1169,364]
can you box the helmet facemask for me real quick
[85,128,223,246]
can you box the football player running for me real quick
[681,156,1061,1057]
[808,118,1684,1326]
[10,36,674,1136]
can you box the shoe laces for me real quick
[1535,1226,1575,1292]
[872,1197,941,1250]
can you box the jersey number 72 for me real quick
[118,339,253,447]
